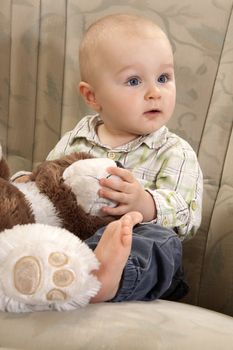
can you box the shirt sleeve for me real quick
[146,143,203,241]
[46,116,90,160]
[46,130,73,161]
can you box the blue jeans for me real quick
[85,223,189,302]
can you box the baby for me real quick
[47,13,203,303]
[11,13,203,307]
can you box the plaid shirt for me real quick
[47,115,203,241]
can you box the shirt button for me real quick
[191,201,197,211]
[107,152,116,160]
[163,218,169,226]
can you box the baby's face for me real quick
[91,28,176,145]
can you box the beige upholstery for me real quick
[0,301,233,350]
[0,0,233,349]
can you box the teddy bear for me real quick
[0,145,119,312]
[0,146,119,238]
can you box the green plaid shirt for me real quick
[47,115,203,241]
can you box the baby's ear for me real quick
[79,82,101,112]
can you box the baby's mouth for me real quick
[144,109,161,115]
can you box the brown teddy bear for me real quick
[0,145,119,312]
[0,146,116,239]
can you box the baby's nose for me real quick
[144,85,161,100]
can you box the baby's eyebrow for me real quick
[115,63,174,77]
[161,63,174,69]
[115,65,135,75]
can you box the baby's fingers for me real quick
[101,204,129,216]
[99,175,127,192]
[99,186,128,204]
[106,167,135,183]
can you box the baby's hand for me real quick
[99,167,156,222]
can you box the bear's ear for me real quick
[0,145,10,180]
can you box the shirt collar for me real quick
[69,114,169,151]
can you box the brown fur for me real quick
[0,156,10,180]
[0,151,112,240]
[30,152,112,240]
[0,179,35,231]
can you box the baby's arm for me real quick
[147,146,203,240]
[149,168,202,240]
[99,144,203,240]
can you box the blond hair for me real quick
[79,14,167,82]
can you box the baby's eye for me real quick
[127,77,141,86]
[158,74,169,84]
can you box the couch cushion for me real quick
[0,300,232,350]
[1,0,233,317]
[182,4,233,315]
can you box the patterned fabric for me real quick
[47,115,203,240]
[1,0,233,315]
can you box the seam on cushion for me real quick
[196,3,233,158]
[32,0,41,171]
[59,0,67,139]
[6,1,13,159]
[220,120,233,188]
[197,1,233,306]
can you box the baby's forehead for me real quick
[96,22,165,43]
[89,28,169,61]
[79,15,171,82]
[83,14,167,46]
[98,27,171,58]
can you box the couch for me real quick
[0,0,233,349]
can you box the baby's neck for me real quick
[97,124,139,148]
